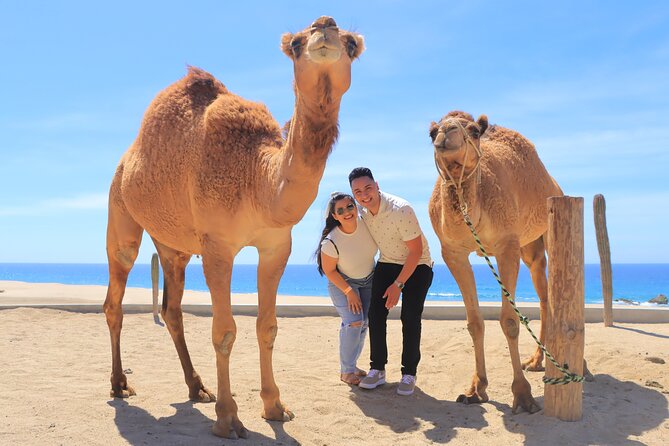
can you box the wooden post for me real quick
[593,194,613,326]
[151,253,160,323]
[544,196,584,421]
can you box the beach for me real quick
[1,281,668,445]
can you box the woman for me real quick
[316,192,378,385]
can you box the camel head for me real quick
[430,111,488,184]
[281,17,365,109]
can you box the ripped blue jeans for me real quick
[328,272,373,374]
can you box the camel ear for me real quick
[342,33,365,60]
[281,33,305,59]
[429,121,439,142]
[477,115,489,135]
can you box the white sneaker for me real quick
[358,369,386,389]
[397,374,416,396]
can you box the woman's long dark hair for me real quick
[314,192,354,276]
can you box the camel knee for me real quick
[501,318,519,339]
[213,331,236,356]
[258,324,278,350]
[113,244,139,270]
[466,318,484,339]
[161,306,183,331]
[347,320,363,328]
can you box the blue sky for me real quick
[1,1,668,265]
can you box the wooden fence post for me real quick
[544,196,585,421]
[593,194,613,326]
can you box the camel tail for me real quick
[162,277,169,313]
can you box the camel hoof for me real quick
[521,358,545,372]
[190,386,216,403]
[456,393,485,405]
[110,386,136,398]
[262,405,295,422]
[212,416,248,439]
[522,362,545,372]
[511,395,541,414]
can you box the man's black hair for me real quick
[348,167,374,185]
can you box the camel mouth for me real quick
[434,143,460,153]
[306,43,342,63]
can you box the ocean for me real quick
[0,263,667,305]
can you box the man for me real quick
[349,167,433,396]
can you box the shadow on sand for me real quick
[611,324,669,340]
[493,373,668,446]
[108,399,298,445]
[349,383,487,443]
[350,372,667,445]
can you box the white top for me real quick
[359,191,432,266]
[320,218,378,279]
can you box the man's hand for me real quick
[383,283,401,309]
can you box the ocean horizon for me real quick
[1,263,667,305]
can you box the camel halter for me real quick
[433,118,483,212]
[432,118,585,386]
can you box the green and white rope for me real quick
[459,205,584,385]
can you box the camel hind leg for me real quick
[521,235,594,379]
[520,235,547,372]
[152,238,216,403]
[104,193,143,398]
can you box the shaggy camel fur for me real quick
[103,17,364,439]
[428,111,562,414]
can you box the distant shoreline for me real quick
[1,280,667,324]
[2,263,668,304]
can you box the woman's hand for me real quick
[345,288,362,314]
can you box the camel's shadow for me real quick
[108,399,297,445]
[349,384,488,443]
[349,372,668,445]
[492,373,669,446]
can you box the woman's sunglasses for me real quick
[335,203,356,215]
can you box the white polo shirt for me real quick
[359,191,432,266]
[320,218,378,279]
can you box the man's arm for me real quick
[383,235,422,309]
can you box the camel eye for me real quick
[291,38,304,58]
[346,38,357,57]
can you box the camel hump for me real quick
[183,66,228,106]
[484,125,532,148]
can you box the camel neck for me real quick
[266,93,341,226]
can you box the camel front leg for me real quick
[256,229,295,421]
[497,239,540,414]
[201,241,248,439]
[442,247,488,405]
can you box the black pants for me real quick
[369,262,433,376]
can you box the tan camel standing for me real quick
[428,111,562,413]
[103,17,364,439]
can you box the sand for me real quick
[1,281,668,445]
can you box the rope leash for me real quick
[433,117,584,385]
[459,205,584,385]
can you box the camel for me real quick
[103,17,364,439]
[428,111,562,414]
